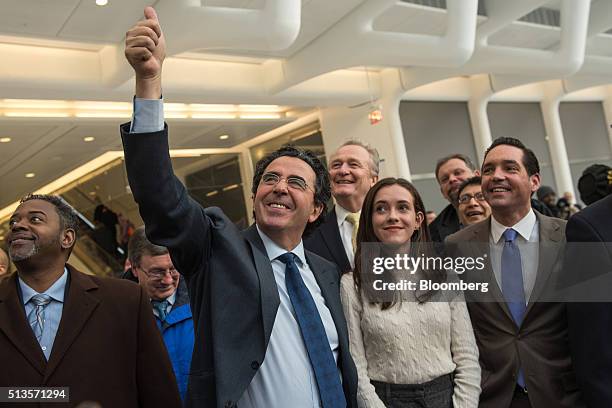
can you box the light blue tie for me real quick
[501,228,526,388]
[27,294,52,343]
[152,299,169,321]
[278,253,346,408]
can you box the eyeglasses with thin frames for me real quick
[139,266,179,280]
[458,192,486,205]
[260,172,314,192]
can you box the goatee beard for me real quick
[9,242,40,262]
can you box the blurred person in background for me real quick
[577,164,612,206]
[0,247,10,283]
[425,210,437,226]
[456,176,492,227]
[129,226,194,401]
[429,154,479,242]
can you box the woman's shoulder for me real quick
[340,272,359,297]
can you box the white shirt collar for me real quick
[256,225,307,266]
[490,209,537,243]
[335,204,359,228]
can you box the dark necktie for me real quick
[152,299,169,321]
[27,294,52,342]
[277,252,346,408]
[501,228,526,387]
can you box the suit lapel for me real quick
[469,221,515,323]
[320,209,351,271]
[305,252,348,349]
[525,214,563,316]
[243,225,280,346]
[0,274,46,375]
[44,267,99,381]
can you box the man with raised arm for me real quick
[121,7,357,408]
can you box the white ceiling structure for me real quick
[1,0,612,211]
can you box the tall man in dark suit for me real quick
[446,138,583,408]
[305,141,379,275]
[563,192,612,407]
[430,153,479,242]
[122,8,357,408]
[0,194,181,408]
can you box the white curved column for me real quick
[541,82,575,197]
[467,74,494,165]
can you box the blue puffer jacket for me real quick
[156,279,194,401]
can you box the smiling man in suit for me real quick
[0,194,181,408]
[446,137,584,408]
[122,7,357,408]
[305,141,379,275]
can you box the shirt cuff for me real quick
[130,97,164,133]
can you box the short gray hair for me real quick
[338,140,380,176]
[128,226,168,267]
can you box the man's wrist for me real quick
[135,75,162,99]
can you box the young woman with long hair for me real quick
[340,177,480,407]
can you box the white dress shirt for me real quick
[235,227,341,408]
[335,205,358,269]
[489,210,540,303]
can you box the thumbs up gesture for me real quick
[125,7,165,98]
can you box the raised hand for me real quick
[125,7,165,98]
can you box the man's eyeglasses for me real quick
[140,267,179,280]
[260,172,313,192]
[458,192,486,205]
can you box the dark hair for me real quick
[434,154,476,181]
[483,137,540,176]
[19,194,78,254]
[578,164,612,205]
[456,176,482,199]
[128,226,169,267]
[353,178,443,308]
[251,145,331,236]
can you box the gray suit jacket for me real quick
[121,124,358,408]
[446,212,584,408]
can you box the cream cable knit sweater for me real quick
[340,273,481,408]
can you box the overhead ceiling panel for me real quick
[587,35,612,58]
[0,123,58,165]
[373,3,448,36]
[59,0,153,43]
[191,0,365,59]
[488,22,561,50]
[0,0,81,37]
[203,0,264,9]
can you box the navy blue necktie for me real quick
[277,252,346,408]
[500,228,526,388]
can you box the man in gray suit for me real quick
[446,137,583,408]
[122,7,357,408]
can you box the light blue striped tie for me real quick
[27,294,52,342]
[152,299,169,321]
